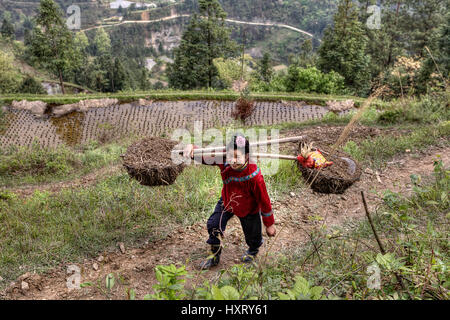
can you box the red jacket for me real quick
[193,150,274,227]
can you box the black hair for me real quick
[226,133,250,155]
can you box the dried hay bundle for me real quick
[297,141,361,194]
[231,97,255,122]
[122,137,185,186]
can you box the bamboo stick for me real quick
[172,136,305,154]
[199,152,298,161]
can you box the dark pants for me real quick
[206,198,263,254]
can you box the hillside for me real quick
[0,0,337,65]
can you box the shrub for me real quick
[18,76,47,94]
[377,93,450,124]
[0,50,20,93]
[285,66,345,94]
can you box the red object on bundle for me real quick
[297,149,333,169]
[297,155,315,168]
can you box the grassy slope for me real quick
[0,38,97,95]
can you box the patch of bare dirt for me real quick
[2,165,123,198]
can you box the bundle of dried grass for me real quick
[297,141,361,194]
[122,137,186,186]
[231,97,255,123]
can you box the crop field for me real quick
[0,100,351,148]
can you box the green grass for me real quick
[343,121,450,168]
[269,159,450,300]
[377,93,450,125]
[0,90,374,107]
[0,140,127,187]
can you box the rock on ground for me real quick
[326,99,355,113]
[11,100,48,118]
[52,98,119,117]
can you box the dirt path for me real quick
[3,143,448,300]
[1,165,123,198]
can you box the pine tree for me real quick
[317,0,371,96]
[168,0,237,89]
[415,11,449,93]
[298,39,315,68]
[402,0,447,57]
[113,58,127,92]
[256,52,273,83]
[94,28,112,56]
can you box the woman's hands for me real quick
[266,224,276,237]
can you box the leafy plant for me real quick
[144,264,188,300]
[211,285,241,300]
[278,276,325,300]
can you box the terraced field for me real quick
[0,100,351,148]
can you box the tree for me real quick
[29,0,78,94]
[256,52,273,84]
[317,0,371,96]
[93,28,111,56]
[1,17,15,39]
[361,0,447,81]
[167,0,237,89]
[214,55,253,88]
[74,31,89,55]
[138,68,151,91]
[415,11,449,93]
[113,58,127,92]
[299,39,315,68]
[402,0,447,58]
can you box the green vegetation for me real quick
[0,140,126,187]
[0,90,369,107]
[0,96,448,293]
[167,0,237,89]
[1,0,447,97]
[17,75,47,94]
[27,0,78,94]
[343,122,449,168]
[0,49,22,94]
[0,0,448,301]
[318,0,371,96]
[0,147,303,285]
[377,93,450,125]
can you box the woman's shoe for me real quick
[241,249,258,263]
[198,245,222,270]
